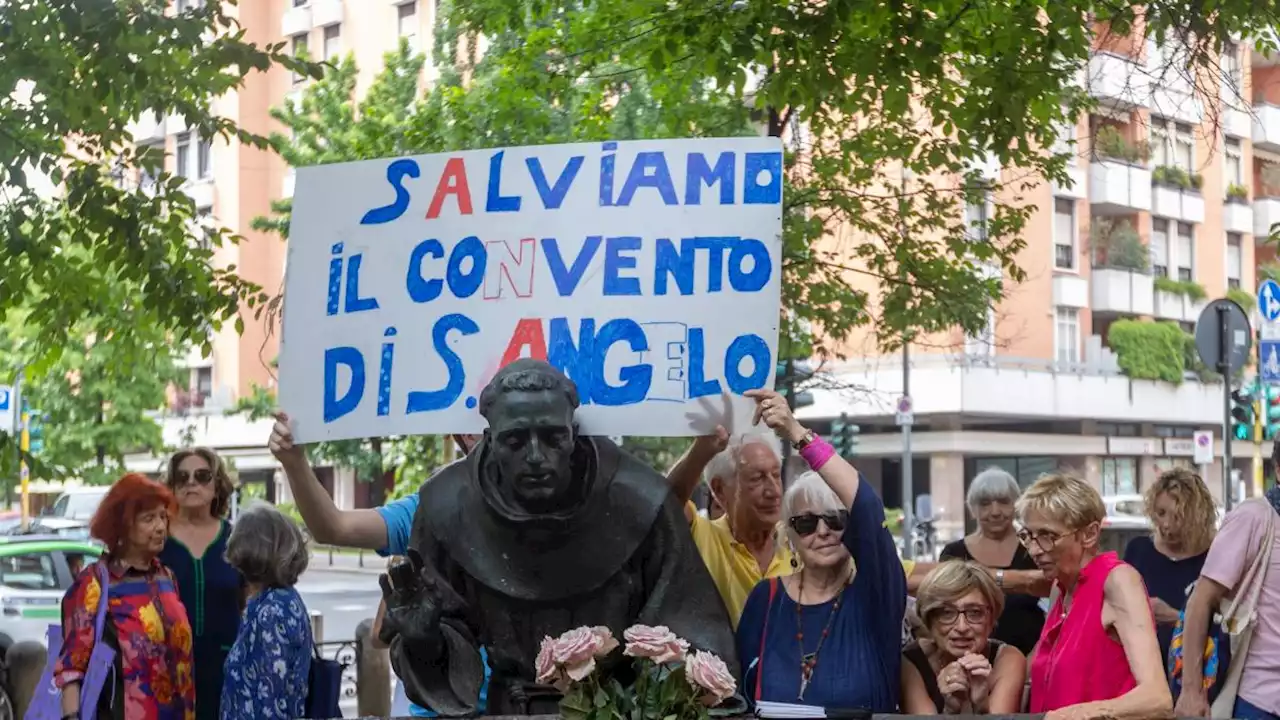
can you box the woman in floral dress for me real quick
[220,503,313,720]
[55,473,195,720]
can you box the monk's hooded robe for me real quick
[389,435,740,716]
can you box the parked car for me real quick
[0,536,103,720]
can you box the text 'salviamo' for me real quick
[278,137,785,443]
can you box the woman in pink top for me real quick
[1017,473,1172,720]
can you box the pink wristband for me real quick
[798,435,836,471]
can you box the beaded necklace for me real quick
[794,567,853,700]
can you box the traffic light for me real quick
[1231,388,1256,441]
[1265,386,1280,441]
[776,359,815,409]
[28,411,42,456]
[831,412,860,457]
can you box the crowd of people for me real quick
[43,384,1280,720]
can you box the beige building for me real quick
[801,33,1280,539]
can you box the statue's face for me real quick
[485,389,576,509]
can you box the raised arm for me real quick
[666,429,728,523]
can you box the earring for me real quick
[790,556,799,570]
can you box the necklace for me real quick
[794,568,852,700]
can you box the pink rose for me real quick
[685,650,736,705]
[623,625,689,664]
[535,636,559,685]
[552,627,600,681]
[590,626,620,657]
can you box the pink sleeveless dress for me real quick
[1029,552,1140,712]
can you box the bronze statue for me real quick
[380,359,739,716]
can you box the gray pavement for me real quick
[296,565,386,716]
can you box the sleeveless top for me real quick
[1029,552,1138,712]
[902,639,1004,712]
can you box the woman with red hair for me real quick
[55,474,195,720]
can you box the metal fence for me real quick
[316,640,360,703]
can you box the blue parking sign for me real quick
[1263,341,1280,385]
[0,386,10,413]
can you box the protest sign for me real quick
[278,137,784,443]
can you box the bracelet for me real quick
[798,434,836,471]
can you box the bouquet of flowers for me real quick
[535,624,737,720]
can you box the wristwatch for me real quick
[792,429,816,450]
[995,569,1005,589]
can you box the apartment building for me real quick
[800,33,1280,538]
[122,0,440,506]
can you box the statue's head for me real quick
[478,359,580,511]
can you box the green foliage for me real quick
[0,0,321,368]
[0,309,182,485]
[1152,165,1204,191]
[1227,287,1256,310]
[1108,320,1187,383]
[1153,277,1206,301]
[1091,219,1149,272]
[1095,126,1150,165]
[1226,183,1250,202]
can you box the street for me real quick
[298,557,384,643]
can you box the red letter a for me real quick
[425,157,474,219]
[500,318,548,366]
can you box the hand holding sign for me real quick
[746,388,807,446]
[268,411,306,465]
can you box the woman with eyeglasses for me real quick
[901,561,1027,714]
[159,447,244,720]
[735,389,906,712]
[1017,473,1171,720]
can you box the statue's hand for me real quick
[379,549,445,648]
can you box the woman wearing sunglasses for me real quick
[900,561,1026,713]
[159,446,243,720]
[735,389,906,712]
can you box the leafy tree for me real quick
[454,0,1280,353]
[0,0,319,372]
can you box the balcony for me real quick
[1224,199,1254,235]
[1053,274,1090,309]
[1086,52,1150,110]
[1053,164,1087,200]
[1151,184,1205,224]
[1090,160,1152,214]
[312,0,342,26]
[281,3,313,37]
[1153,288,1205,323]
[184,178,214,209]
[1091,268,1154,316]
[1252,104,1280,153]
[1256,197,1280,240]
[127,111,165,144]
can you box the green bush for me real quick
[1152,165,1204,191]
[1153,276,1207,301]
[1227,183,1250,202]
[1108,319,1187,383]
[1091,218,1150,272]
[1095,126,1150,164]
[1227,287,1255,309]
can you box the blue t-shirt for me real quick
[376,494,490,716]
[1123,535,1207,662]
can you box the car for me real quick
[0,536,102,720]
[45,487,108,521]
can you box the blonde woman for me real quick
[1122,468,1217,662]
[901,561,1027,714]
[1018,473,1171,719]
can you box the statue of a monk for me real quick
[380,359,739,716]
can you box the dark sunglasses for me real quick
[173,468,213,486]
[788,510,849,536]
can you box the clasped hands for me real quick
[938,652,992,714]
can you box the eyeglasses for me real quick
[1016,528,1068,552]
[932,605,991,626]
[173,469,213,486]
[788,510,849,536]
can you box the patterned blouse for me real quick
[220,587,313,720]
[54,558,195,720]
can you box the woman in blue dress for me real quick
[220,502,314,720]
[159,447,243,719]
[736,388,908,712]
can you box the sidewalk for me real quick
[308,547,388,575]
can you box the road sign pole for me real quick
[1219,304,1235,511]
[901,341,912,556]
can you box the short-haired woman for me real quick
[1123,467,1217,663]
[1018,473,1171,719]
[56,474,195,720]
[220,503,313,720]
[159,447,242,720]
[940,468,1044,655]
[901,561,1027,713]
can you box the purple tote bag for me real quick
[25,562,116,720]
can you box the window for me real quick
[1176,221,1194,281]
[196,207,214,250]
[193,367,213,402]
[1055,307,1080,365]
[1054,198,1076,270]
[197,135,211,179]
[176,0,204,11]
[965,188,991,242]
[1151,117,1194,172]
[1224,42,1242,89]
[398,2,418,48]
[1151,218,1169,277]
[1054,112,1077,164]
[293,0,307,6]
[0,554,58,591]
[964,306,996,358]
[292,33,309,84]
[175,132,191,179]
[138,142,162,193]
[1227,232,1242,290]
[1101,457,1138,496]
[323,25,341,62]
[1226,137,1243,186]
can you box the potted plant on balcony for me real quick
[1090,218,1149,272]
[1094,126,1149,165]
[1151,165,1202,192]
[1226,183,1250,203]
